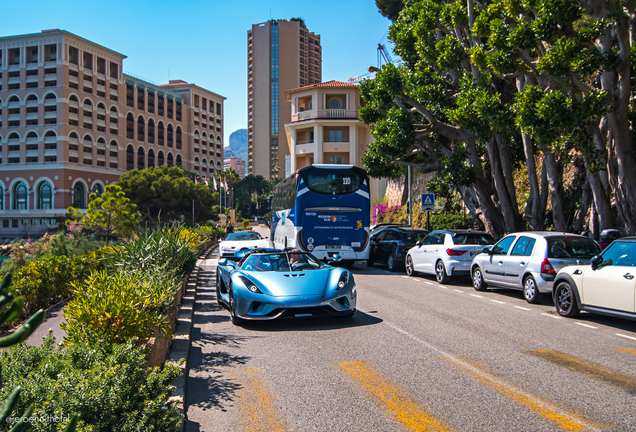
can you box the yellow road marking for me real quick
[237,368,291,432]
[445,357,600,431]
[526,350,636,393]
[338,361,453,432]
[616,349,636,357]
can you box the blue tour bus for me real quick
[270,164,371,264]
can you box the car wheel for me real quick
[387,254,399,272]
[435,260,450,284]
[216,274,223,306]
[554,281,580,318]
[473,267,487,291]
[228,285,243,326]
[367,254,374,267]
[406,255,417,277]
[523,275,543,304]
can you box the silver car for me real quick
[471,232,601,303]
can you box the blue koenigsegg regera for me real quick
[216,248,357,325]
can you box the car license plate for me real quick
[295,313,312,317]
[326,245,341,249]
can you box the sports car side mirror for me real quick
[329,254,342,263]
[591,254,603,270]
[218,258,228,266]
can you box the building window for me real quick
[329,130,342,142]
[0,187,3,209]
[329,156,342,164]
[38,183,52,209]
[13,182,27,209]
[73,183,85,209]
[91,183,103,197]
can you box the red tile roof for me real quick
[285,80,358,94]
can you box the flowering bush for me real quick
[372,200,474,231]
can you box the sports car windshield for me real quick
[240,252,325,272]
[225,232,263,241]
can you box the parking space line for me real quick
[514,306,531,311]
[491,300,506,304]
[424,281,434,285]
[402,276,411,279]
[615,349,636,356]
[575,323,597,329]
[471,294,483,298]
[439,286,448,289]
[542,313,562,319]
[237,368,291,432]
[453,290,464,293]
[339,361,454,432]
[616,334,636,342]
[525,350,636,393]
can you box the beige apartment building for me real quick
[0,29,225,237]
[247,19,322,180]
[224,157,246,179]
[284,80,385,201]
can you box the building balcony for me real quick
[8,151,20,158]
[45,61,57,68]
[97,155,106,162]
[26,113,38,121]
[97,84,106,93]
[44,98,57,107]
[26,75,39,83]
[292,109,358,122]
[8,138,20,145]
[26,150,38,158]
[97,119,106,128]
[8,64,20,72]
[8,101,20,109]
[69,112,79,121]
[44,136,57,145]
[69,75,78,84]
[44,111,57,119]
[44,149,57,157]
[26,136,38,145]
[26,99,38,108]
[44,73,57,81]
[68,150,79,158]
[323,142,351,152]
[295,143,315,155]
[8,114,20,122]
[110,88,118,97]
[8,77,20,85]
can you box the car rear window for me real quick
[400,231,428,242]
[225,232,262,241]
[452,234,496,245]
[547,236,600,259]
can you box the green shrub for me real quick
[10,252,105,319]
[61,270,179,346]
[0,335,183,432]
[242,218,250,227]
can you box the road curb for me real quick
[168,243,218,432]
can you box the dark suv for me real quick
[368,227,429,271]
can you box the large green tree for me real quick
[116,165,215,223]
[362,0,635,236]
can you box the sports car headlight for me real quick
[238,276,262,294]
[337,272,349,290]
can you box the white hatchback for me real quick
[406,230,496,283]
[553,238,636,320]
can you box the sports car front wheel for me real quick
[228,286,244,326]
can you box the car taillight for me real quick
[446,248,467,256]
[599,242,608,250]
[541,258,556,274]
[297,229,306,251]
[358,230,368,252]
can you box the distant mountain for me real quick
[226,129,247,168]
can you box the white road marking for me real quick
[575,322,597,329]
[424,281,434,285]
[514,306,531,311]
[542,313,562,319]
[439,286,448,289]
[453,289,464,293]
[471,294,483,298]
[491,300,505,304]
[616,333,636,341]
[402,276,410,279]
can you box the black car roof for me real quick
[431,229,490,235]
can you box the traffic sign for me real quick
[421,193,435,210]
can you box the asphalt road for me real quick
[184,247,636,432]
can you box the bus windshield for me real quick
[304,172,363,195]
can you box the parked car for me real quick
[471,232,601,303]
[216,249,356,325]
[406,230,496,283]
[368,227,429,271]
[369,223,404,236]
[553,237,636,320]
[218,231,271,259]
[598,229,621,250]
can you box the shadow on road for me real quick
[236,310,383,333]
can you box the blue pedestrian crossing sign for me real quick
[421,193,435,210]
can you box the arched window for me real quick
[167,153,174,166]
[72,183,86,208]
[158,150,165,166]
[91,183,103,197]
[37,182,52,209]
[137,147,145,169]
[148,149,155,167]
[13,182,27,209]
[126,145,134,170]
[0,186,3,209]
[176,154,183,166]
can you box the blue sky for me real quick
[2,0,392,146]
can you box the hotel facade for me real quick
[0,30,225,237]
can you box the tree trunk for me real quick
[572,177,591,233]
[584,123,613,230]
[542,148,568,231]
[486,134,522,233]
[521,133,544,230]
